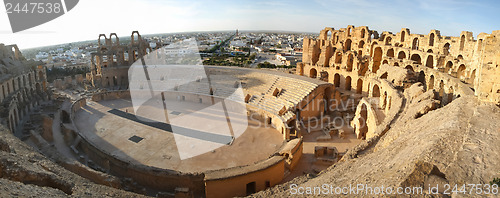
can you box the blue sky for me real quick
[1,0,499,49]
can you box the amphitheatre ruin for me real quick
[0,25,499,197]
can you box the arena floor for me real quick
[74,99,284,173]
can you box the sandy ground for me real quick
[74,99,285,173]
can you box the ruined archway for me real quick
[468,69,476,85]
[457,64,466,80]
[418,71,426,89]
[357,79,363,94]
[373,47,382,73]
[385,37,392,46]
[443,43,450,55]
[412,38,419,50]
[460,35,465,51]
[387,49,394,58]
[410,54,422,64]
[347,54,354,72]
[425,55,434,68]
[429,33,435,46]
[345,76,352,91]
[428,75,435,90]
[334,74,340,87]
[335,52,342,64]
[372,84,380,97]
[344,39,352,51]
[309,68,317,78]
[445,61,453,72]
[397,51,406,59]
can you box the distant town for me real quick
[21,30,319,72]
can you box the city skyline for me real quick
[1,0,499,49]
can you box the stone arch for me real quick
[320,71,329,82]
[110,33,119,46]
[445,61,453,72]
[309,68,317,78]
[460,35,465,51]
[372,84,380,97]
[427,49,433,53]
[358,40,365,49]
[443,43,450,55]
[394,62,399,66]
[357,79,363,94]
[405,65,414,72]
[387,49,395,58]
[344,39,352,51]
[410,54,422,64]
[385,36,392,45]
[347,54,354,72]
[361,29,366,38]
[373,47,382,73]
[428,75,435,90]
[429,33,435,46]
[335,52,342,64]
[438,80,445,103]
[397,51,406,59]
[334,74,340,87]
[418,71,426,89]
[345,76,352,91]
[425,55,434,68]
[412,37,419,50]
[401,31,406,42]
[457,55,463,60]
[457,64,466,80]
[382,60,389,65]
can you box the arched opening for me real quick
[382,60,389,65]
[418,71,426,89]
[334,74,340,87]
[358,40,365,49]
[460,35,465,51]
[429,33,435,46]
[335,52,342,64]
[427,49,433,53]
[359,103,368,140]
[397,51,406,59]
[309,68,317,78]
[347,54,354,72]
[412,38,419,50]
[443,43,450,55]
[394,62,399,66]
[357,79,363,94]
[344,39,352,51]
[345,76,352,91]
[401,31,406,42]
[372,84,380,97]
[457,55,463,60]
[478,39,483,51]
[320,71,329,82]
[385,37,392,45]
[457,64,466,80]
[361,29,366,38]
[387,49,394,58]
[438,80,445,103]
[426,55,434,68]
[445,61,453,72]
[410,54,422,64]
[373,47,382,73]
[428,75,435,90]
